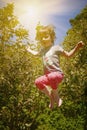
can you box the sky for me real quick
[0,0,87,44]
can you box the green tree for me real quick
[0,3,43,130]
[60,5,87,130]
[0,3,28,45]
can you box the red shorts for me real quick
[35,71,64,90]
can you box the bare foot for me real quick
[58,98,63,107]
[49,103,53,109]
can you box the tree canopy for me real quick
[0,3,87,130]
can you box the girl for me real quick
[26,24,84,109]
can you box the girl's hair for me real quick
[35,24,56,44]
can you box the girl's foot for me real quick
[58,98,62,107]
[49,103,53,109]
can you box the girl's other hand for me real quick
[77,41,84,48]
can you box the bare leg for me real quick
[52,89,62,107]
[41,86,51,97]
[41,86,55,109]
[49,90,55,109]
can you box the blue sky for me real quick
[0,0,87,44]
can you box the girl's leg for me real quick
[35,75,54,109]
[35,77,55,109]
[47,72,64,107]
[41,86,51,97]
[49,90,55,109]
[35,71,64,109]
[52,89,62,107]
[41,86,55,109]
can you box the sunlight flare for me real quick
[25,5,40,22]
[18,4,49,41]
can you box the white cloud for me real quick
[1,0,85,15]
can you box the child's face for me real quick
[39,29,53,48]
[42,36,53,48]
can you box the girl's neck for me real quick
[43,45,52,53]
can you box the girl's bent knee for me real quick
[35,79,39,86]
[35,79,45,90]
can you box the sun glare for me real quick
[19,4,48,41]
[27,6,38,18]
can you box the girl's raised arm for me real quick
[62,41,84,58]
[26,45,40,56]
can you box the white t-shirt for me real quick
[40,45,64,74]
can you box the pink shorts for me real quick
[35,71,64,90]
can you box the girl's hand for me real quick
[77,41,84,48]
[26,45,30,51]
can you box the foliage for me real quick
[61,5,87,130]
[0,3,87,130]
[0,3,43,130]
[0,3,28,45]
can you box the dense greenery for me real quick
[0,3,87,130]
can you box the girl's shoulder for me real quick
[52,45,64,52]
[39,47,46,56]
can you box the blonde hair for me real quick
[35,24,56,44]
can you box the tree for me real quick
[0,3,28,45]
[61,5,87,130]
[0,3,43,130]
